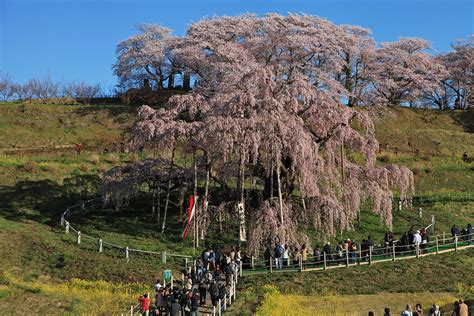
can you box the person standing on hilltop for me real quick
[401,304,413,316]
[75,143,83,155]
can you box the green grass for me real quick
[0,103,473,313]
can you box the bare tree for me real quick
[64,81,101,104]
[0,73,14,101]
[32,74,59,104]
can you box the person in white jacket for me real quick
[413,230,422,256]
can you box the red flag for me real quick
[183,195,197,239]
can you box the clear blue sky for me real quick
[1,0,473,89]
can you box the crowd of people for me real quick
[137,245,242,316]
[370,299,470,315]
[258,223,472,270]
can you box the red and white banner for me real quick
[182,195,197,239]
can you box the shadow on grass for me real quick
[0,175,101,225]
[451,109,474,133]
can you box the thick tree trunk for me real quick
[183,72,191,90]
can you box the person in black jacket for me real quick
[451,224,460,237]
[323,242,332,261]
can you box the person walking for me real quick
[323,242,332,261]
[451,225,460,237]
[282,244,290,268]
[428,304,441,316]
[384,307,391,316]
[139,293,150,316]
[413,303,423,316]
[301,244,307,270]
[459,299,469,316]
[413,230,422,256]
[401,304,413,316]
[274,242,284,269]
[170,298,181,316]
[466,224,472,245]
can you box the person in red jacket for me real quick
[139,293,150,316]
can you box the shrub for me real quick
[424,167,432,173]
[21,161,38,173]
[79,164,92,173]
[378,154,391,163]
[105,154,120,164]
[88,154,100,165]
[97,165,109,174]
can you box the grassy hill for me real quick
[0,101,473,314]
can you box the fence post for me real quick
[240,261,243,277]
[162,251,167,264]
[130,305,133,316]
[269,256,272,273]
[443,232,446,244]
[218,299,222,316]
[392,243,396,261]
[251,256,255,269]
[299,255,303,272]
[61,213,65,226]
[455,235,458,251]
[358,244,361,265]
[212,305,216,316]
[435,237,439,255]
[65,221,70,234]
[98,238,103,253]
[430,214,435,234]
[229,280,233,304]
[224,293,227,310]
[185,257,188,269]
[77,231,81,244]
[323,252,327,270]
[345,249,349,267]
[171,276,174,289]
[416,243,419,258]
[125,247,129,262]
[369,246,372,265]
[233,278,236,300]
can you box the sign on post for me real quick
[164,270,172,284]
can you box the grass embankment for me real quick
[227,249,474,315]
[0,102,473,314]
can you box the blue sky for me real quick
[1,0,472,89]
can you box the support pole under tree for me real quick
[299,254,303,272]
[323,252,327,270]
[162,251,167,264]
[269,256,273,273]
[251,256,255,269]
[125,247,129,262]
[369,246,372,265]
[435,237,439,255]
[392,243,396,261]
[193,150,198,251]
[358,244,362,265]
[431,215,435,234]
[65,221,70,234]
[77,231,81,244]
[161,147,175,234]
[202,153,210,241]
[276,164,284,223]
[455,235,458,251]
[345,249,349,267]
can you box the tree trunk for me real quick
[270,157,274,199]
[156,181,161,226]
[183,72,191,90]
[276,164,284,223]
[168,73,175,89]
[202,153,210,241]
[178,187,184,224]
[152,187,156,215]
[161,147,176,234]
